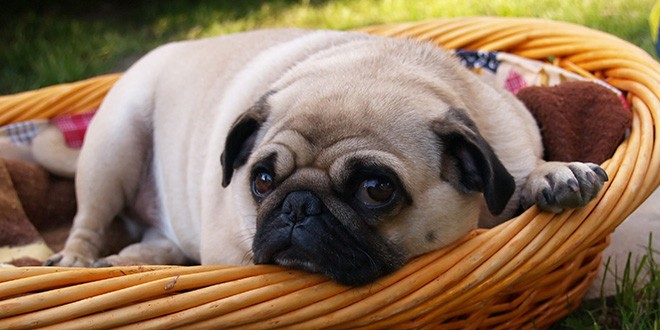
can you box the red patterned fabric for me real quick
[503,69,528,95]
[52,110,97,148]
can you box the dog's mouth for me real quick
[252,190,403,286]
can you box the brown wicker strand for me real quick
[0,74,120,125]
[37,269,309,330]
[0,266,180,301]
[0,266,283,329]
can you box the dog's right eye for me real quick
[252,171,274,198]
[356,176,396,208]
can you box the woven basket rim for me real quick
[1,16,658,329]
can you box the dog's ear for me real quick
[432,108,515,215]
[220,94,271,187]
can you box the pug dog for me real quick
[45,29,608,286]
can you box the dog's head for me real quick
[220,38,515,286]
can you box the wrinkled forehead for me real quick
[262,80,440,145]
[265,112,397,165]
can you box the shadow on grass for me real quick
[3,1,330,24]
[0,0,330,94]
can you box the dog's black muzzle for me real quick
[252,190,403,286]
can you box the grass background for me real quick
[1,0,656,94]
[2,0,658,328]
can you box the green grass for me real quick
[2,0,659,328]
[555,235,660,329]
[0,0,656,94]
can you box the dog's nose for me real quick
[281,191,323,223]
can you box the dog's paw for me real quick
[521,161,608,213]
[44,251,96,267]
[44,228,107,267]
[92,255,145,267]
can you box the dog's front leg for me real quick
[46,68,157,267]
[44,126,152,266]
[521,161,609,213]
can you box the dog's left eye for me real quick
[253,171,274,198]
[357,177,396,207]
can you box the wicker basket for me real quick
[1,17,658,329]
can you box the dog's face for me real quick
[220,46,515,286]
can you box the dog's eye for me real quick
[357,177,396,207]
[253,171,274,198]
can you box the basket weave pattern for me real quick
[1,17,658,329]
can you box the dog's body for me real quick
[47,29,607,285]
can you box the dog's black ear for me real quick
[220,94,271,187]
[432,108,515,215]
